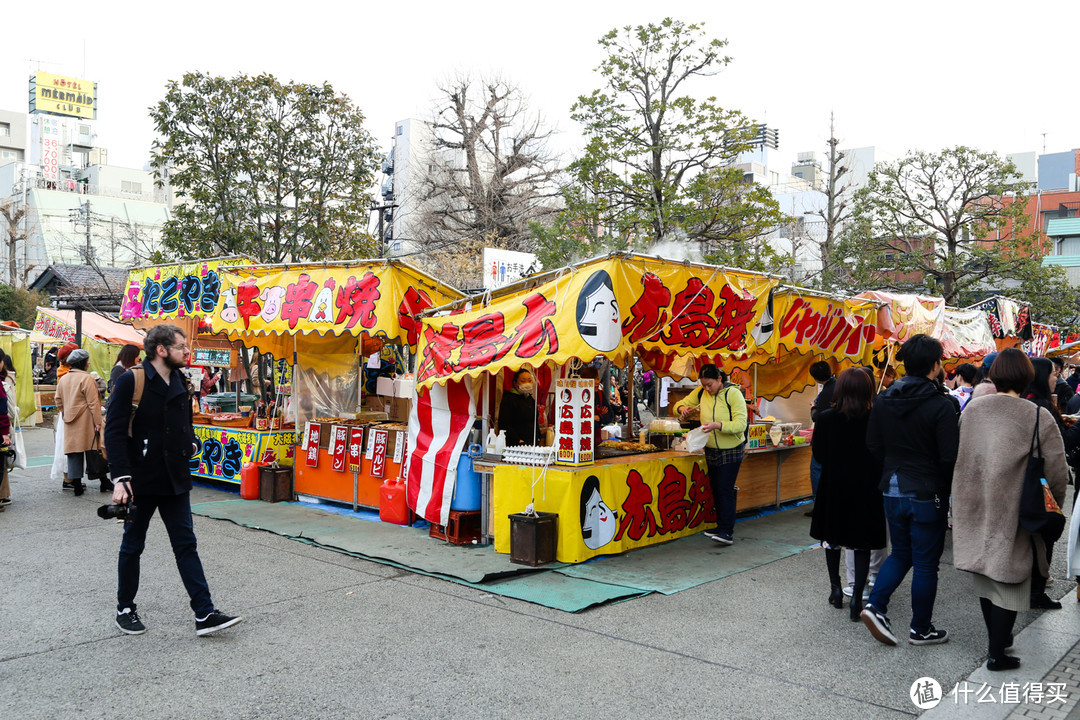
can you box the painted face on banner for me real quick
[576,271,621,352]
[750,288,775,346]
[580,477,618,550]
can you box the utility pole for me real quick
[68,200,94,263]
[369,200,397,258]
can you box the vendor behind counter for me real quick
[498,369,542,446]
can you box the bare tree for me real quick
[0,195,39,287]
[414,75,561,265]
[809,114,853,289]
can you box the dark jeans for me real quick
[117,491,214,616]
[866,495,947,634]
[809,457,821,498]
[705,446,744,538]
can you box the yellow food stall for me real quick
[412,255,884,562]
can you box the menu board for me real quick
[554,378,594,466]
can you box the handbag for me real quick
[85,435,109,481]
[1018,406,1066,537]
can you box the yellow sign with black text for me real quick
[30,72,96,119]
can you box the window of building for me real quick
[396,125,403,136]
[121,180,142,194]
[0,123,9,137]
[0,149,22,163]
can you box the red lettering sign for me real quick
[304,422,321,468]
[348,427,364,473]
[330,426,349,473]
[370,429,388,478]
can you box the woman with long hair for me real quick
[810,367,886,620]
[109,344,141,394]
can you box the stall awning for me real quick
[416,254,780,389]
[120,256,251,323]
[33,307,145,346]
[209,260,464,347]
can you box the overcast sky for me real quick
[2,0,1076,173]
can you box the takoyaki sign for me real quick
[416,257,778,388]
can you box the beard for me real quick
[164,353,187,371]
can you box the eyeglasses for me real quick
[167,344,191,353]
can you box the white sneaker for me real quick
[842,584,870,600]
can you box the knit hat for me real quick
[980,352,999,373]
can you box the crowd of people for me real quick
[808,335,1076,672]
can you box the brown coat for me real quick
[55,368,102,454]
[952,394,1069,583]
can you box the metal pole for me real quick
[84,200,91,261]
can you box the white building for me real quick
[0,74,173,286]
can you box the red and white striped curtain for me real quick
[406,379,477,525]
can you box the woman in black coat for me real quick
[810,367,887,620]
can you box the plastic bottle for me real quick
[485,429,497,454]
[495,430,507,454]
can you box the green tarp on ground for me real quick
[191,498,816,612]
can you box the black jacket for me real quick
[865,375,960,499]
[810,409,886,549]
[810,377,836,423]
[499,390,541,446]
[105,359,198,496]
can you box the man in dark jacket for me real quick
[104,324,242,637]
[860,334,958,648]
[1050,356,1074,410]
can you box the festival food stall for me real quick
[411,255,884,562]
[0,324,39,424]
[202,260,463,503]
[33,306,145,379]
[856,291,996,376]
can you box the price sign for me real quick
[370,429,389,478]
[348,427,364,473]
[191,347,236,368]
[330,425,349,473]
[303,422,321,468]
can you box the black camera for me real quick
[97,503,136,520]
[0,445,14,472]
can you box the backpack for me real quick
[128,367,145,437]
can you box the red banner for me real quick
[348,427,364,473]
[371,429,388,478]
[330,425,349,473]
[304,422,321,468]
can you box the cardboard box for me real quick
[387,396,411,422]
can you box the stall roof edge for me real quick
[126,255,252,273]
[213,257,464,298]
[420,252,789,318]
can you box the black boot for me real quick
[825,548,844,608]
[850,549,870,622]
[99,478,114,493]
[73,481,85,497]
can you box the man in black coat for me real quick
[860,334,959,648]
[104,324,242,637]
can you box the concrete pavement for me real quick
[2,426,1078,719]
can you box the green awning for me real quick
[1046,217,1080,237]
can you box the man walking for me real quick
[861,334,959,646]
[104,324,242,636]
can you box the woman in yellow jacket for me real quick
[674,364,747,545]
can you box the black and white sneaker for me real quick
[909,625,949,645]
[195,611,243,637]
[115,608,146,635]
[860,604,897,646]
[702,531,733,545]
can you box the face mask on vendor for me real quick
[515,374,535,395]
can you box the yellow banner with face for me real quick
[211,263,462,346]
[417,256,778,388]
[493,453,714,563]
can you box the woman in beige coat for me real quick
[953,349,1069,672]
[55,349,110,496]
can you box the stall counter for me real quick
[192,424,297,484]
[491,445,811,563]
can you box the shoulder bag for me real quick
[1018,406,1065,537]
